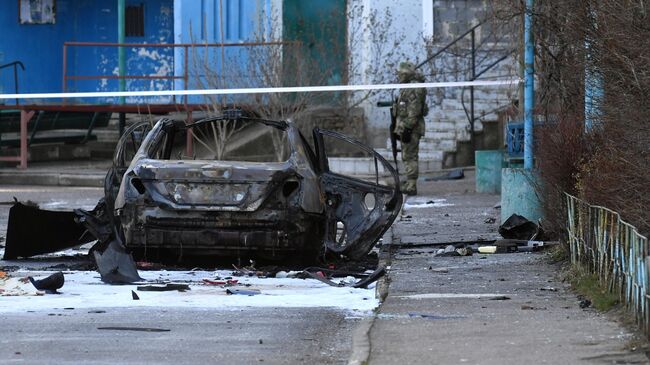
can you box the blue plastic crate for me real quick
[506,122,524,158]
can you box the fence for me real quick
[565,193,650,334]
[62,41,300,104]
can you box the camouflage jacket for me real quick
[393,81,427,137]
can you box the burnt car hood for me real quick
[116,159,304,212]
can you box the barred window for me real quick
[125,4,145,37]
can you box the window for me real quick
[152,120,291,163]
[19,0,56,24]
[125,3,145,37]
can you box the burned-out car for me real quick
[4,112,401,282]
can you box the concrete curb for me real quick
[0,172,104,187]
[347,225,397,365]
[347,317,375,365]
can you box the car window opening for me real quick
[153,119,291,163]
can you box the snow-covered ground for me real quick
[0,270,379,314]
[403,196,453,210]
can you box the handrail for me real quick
[415,22,483,70]
[416,22,514,157]
[0,61,25,71]
[0,61,25,105]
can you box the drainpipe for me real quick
[118,0,126,135]
[523,0,534,170]
[584,7,602,132]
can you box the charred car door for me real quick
[313,128,402,260]
[106,121,153,211]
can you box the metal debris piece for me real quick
[28,272,64,294]
[3,203,93,259]
[92,239,142,284]
[226,288,261,296]
[498,214,540,240]
[137,283,190,292]
[435,245,472,257]
[301,267,385,289]
[203,278,238,286]
[424,168,465,181]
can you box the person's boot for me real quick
[403,179,417,196]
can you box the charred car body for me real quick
[5,112,402,282]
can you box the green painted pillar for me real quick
[500,168,543,223]
[118,0,126,102]
[475,150,504,193]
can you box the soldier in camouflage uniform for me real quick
[393,61,427,195]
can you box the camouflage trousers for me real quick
[400,133,421,194]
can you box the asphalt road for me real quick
[0,185,359,365]
[1,308,355,365]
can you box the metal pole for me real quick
[470,29,476,158]
[13,65,19,105]
[118,0,126,101]
[524,0,535,170]
[584,6,602,132]
[118,0,126,136]
[62,44,67,94]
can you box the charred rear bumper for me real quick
[119,205,325,258]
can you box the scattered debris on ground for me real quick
[137,283,190,292]
[424,169,465,181]
[484,217,496,224]
[226,288,261,296]
[0,269,379,312]
[28,271,64,294]
[434,245,472,257]
[498,214,544,240]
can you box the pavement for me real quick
[0,159,109,187]
[361,171,650,364]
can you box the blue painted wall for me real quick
[173,0,270,104]
[0,0,74,96]
[0,0,173,103]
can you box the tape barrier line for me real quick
[0,79,520,100]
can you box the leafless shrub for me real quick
[499,0,650,235]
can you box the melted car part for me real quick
[76,200,142,284]
[301,266,385,288]
[91,239,142,284]
[3,203,93,259]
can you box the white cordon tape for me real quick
[0,79,520,100]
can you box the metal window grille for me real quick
[125,4,145,37]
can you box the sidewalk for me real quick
[0,159,109,187]
[365,171,648,364]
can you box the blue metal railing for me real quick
[566,193,650,335]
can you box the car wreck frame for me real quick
[5,113,402,283]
